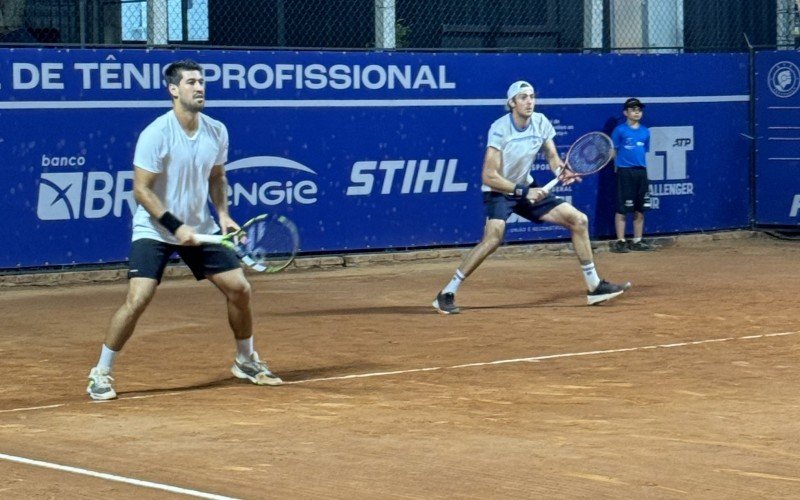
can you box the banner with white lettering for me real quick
[754,50,800,227]
[0,49,749,268]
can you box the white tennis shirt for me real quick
[481,112,556,192]
[131,110,229,243]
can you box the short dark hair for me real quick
[164,59,203,86]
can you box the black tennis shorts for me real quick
[483,189,566,222]
[616,167,651,213]
[127,238,241,282]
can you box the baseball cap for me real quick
[507,81,534,101]
[623,97,645,109]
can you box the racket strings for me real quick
[566,135,613,174]
[238,218,298,271]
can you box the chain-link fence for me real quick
[0,0,796,51]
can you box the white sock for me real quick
[581,263,601,291]
[237,337,254,362]
[632,237,642,243]
[443,269,465,295]
[97,344,118,372]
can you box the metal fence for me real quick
[0,0,795,51]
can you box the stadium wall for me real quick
[0,48,758,270]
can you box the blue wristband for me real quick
[513,183,529,199]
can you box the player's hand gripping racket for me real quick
[195,214,299,273]
[543,132,614,192]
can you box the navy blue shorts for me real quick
[127,238,241,283]
[616,167,651,213]
[483,189,566,222]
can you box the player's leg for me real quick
[541,203,593,262]
[87,239,171,400]
[459,218,506,277]
[206,267,253,340]
[104,277,159,351]
[207,266,282,386]
[433,219,506,314]
[106,239,172,349]
[87,277,159,400]
[540,203,630,305]
[433,193,509,314]
[179,243,253,341]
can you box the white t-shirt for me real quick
[131,110,229,243]
[482,112,556,192]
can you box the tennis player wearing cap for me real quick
[610,98,653,253]
[432,81,630,313]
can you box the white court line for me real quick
[1,403,63,413]
[1,331,797,413]
[0,453,239,500]
[0,393,188,414]
[285,331,797,384]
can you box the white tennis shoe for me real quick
[232,352,283,386]
[86,366,117,400]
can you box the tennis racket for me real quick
[195,213,300,273]
[542,131,614,192]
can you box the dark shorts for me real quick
[483,187,566,222]
[127,238,241,283]
[616,167,651,213]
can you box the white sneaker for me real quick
[231,352,283,386]
[86,367,117,400]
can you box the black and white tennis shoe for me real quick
[432,291,460,314]
[232,352,283,386]
[587,280,631,305]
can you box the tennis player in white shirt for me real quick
[86,59,282,400]
[433,81,630,314]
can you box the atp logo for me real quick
[646,126,694,181]
[768,61,800,98]
[37,173,84,220]
[646,126,695,206]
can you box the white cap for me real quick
[506,81,534,109]
[506,80,534,100]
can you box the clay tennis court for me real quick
[1,234,798,498]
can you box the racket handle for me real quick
[542,176,560,193]
[194,234,225,244]
[542,167,563,193]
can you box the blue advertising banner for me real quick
[754,50,800,227]
[1,49,750,269]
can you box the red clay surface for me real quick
[1,236,799,498]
